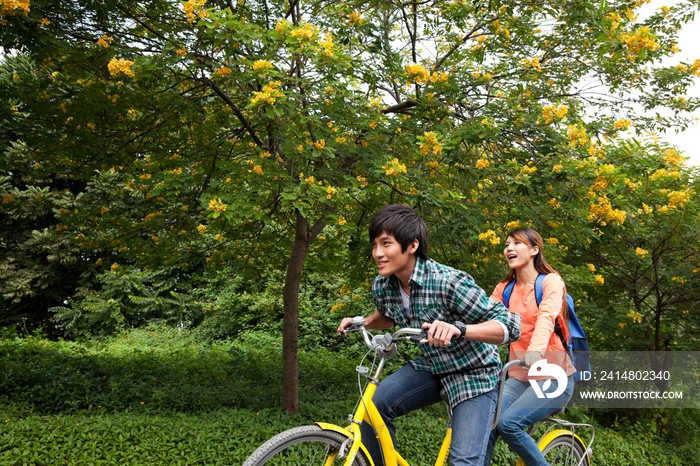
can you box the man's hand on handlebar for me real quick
[421,320,460,347]
[337,317,355,334]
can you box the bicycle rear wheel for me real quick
[540,434,589,466]
[243,425,371,466]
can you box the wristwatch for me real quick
[454,321,467,340]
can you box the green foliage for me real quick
[51,266,201,337]
[0,326,358,415]
[2,328,699,464]
[0,407,303,465]
[2,0,700,417]
[592,419,684,466]
[1,0,699,341]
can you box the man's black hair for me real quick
[369,204,429,260]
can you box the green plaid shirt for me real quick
[373,257,521,408]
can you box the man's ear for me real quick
[408,239,419,254]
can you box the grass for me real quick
[1,327,698,465]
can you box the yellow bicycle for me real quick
[243,317,594,466]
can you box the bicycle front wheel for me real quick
[540,433,589,466]
[243,425,372,466]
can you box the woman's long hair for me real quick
[503,228,570,339]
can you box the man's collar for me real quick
[408,256,428,287]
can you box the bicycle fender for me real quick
[314,422,376,466]
[539,429,589,459]
[514,429,588,466]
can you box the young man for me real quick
[337,204,521,466]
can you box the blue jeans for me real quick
[484,375,575,466]
[361,364,497,466]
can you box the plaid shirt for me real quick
[373,257,521,408]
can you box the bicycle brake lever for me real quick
[408,330,429,344]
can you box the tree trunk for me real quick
[282,209,326,413]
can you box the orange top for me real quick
[491,273,575,381]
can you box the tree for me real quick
[2,0,699,413]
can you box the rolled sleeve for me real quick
[448,275,521,344]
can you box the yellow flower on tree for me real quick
[429,71,449,83]
[250,81,284,108]
[107,57,135,77]
[475,158,490,169]
[541,105,568,124]
[326,185,337,199]
[627,310,642,323]
[405,63,430,85]
[348,11,363,26]
[97,35,113,48]
[252,60,273,72]
[621,26,660,58]
[419,132,443,157]
[0,0,30,15]
[183,0,207,23]
[290,23,319,41]
[478,229,500,245]
[588,196,626,226]
[690,59,700,76]
[635,247,647,258]
[213,66,232,77]
[382,158,407,176]
[612,118,632,131]
[667,190,690,209]
[663,149,685,166]
[319,33,334,56]
[567,123,589,147]
[208,198,227,212]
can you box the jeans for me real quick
[361,364,498,466]
[484,375,575,466]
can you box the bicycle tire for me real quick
[540,433,589,466]
[243,425,372,466]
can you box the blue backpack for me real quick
[502,274,591,381]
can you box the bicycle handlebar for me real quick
[341,317,429,356]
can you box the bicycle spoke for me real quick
[243,426,370,466]
[541,434,587,466]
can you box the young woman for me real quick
[484,228,576,466]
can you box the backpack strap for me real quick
[533,274,546,306]
[505,274,546,307]
[502,279,516,308]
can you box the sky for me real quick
[640,1,700,167]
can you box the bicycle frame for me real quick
[311,323,449,466]
[312,321,593,466]
[315,364,452,466]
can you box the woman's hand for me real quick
[524,350,545,368]
[421,320,460,347]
